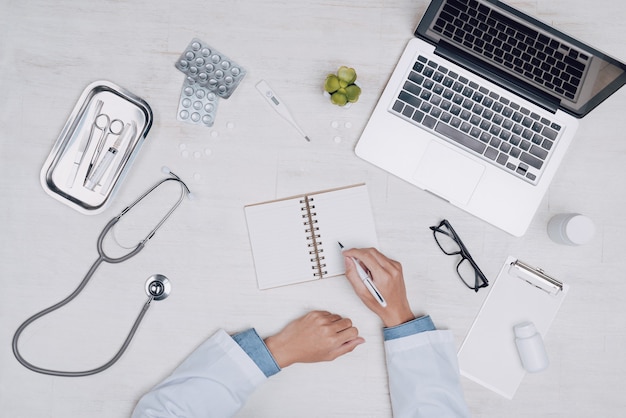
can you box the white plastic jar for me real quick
[547,213,595,246]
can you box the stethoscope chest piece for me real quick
[146,274,171,301]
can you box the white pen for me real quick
[338,242,387,307]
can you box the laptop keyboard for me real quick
[431,0,590,101]
[390,54,562,184]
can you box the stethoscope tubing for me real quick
[12,173,189,377]
[11,259,154,377]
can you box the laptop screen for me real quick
[415,0,626,117]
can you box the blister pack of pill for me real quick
[177,78,219,126]
[174,38,246,127]
[175,38,246,99]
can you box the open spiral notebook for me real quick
[244,184,378,290]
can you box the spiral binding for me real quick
[300,196,326,277]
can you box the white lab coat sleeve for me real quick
[132,329,268,418]
[384,330,471,418]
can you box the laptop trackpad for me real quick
[413,141,485,205]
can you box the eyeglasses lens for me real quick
[433,227,462,255]
[457,258,481,289]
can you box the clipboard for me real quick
[458,256,569,399]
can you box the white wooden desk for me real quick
[1,0,625,416]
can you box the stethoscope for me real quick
[12,168,192,377]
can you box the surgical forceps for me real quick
[13,170,191,377]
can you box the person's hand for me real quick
[342,248,415,328]
[264,311,365,368]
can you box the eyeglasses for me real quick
[429,219,489,292]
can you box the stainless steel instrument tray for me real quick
[40,80,153,214]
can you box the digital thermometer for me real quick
[256,79,311,142]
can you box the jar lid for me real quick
[565,215,595,245]
[514,321,537,338]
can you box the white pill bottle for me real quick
[547,213,595,246]
[514,321,549,373]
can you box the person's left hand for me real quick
[264,310,365,368]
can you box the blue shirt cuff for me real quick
[232,328,281,378]
[383,315,436,341]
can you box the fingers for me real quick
[314,312,358,340]
[343,249,391,309]
[330,336,366,360]
[311,311,362,345]
[328,319,364,360]
[341,248,414,327]
[343,257,376,303]
[345,247,400,277]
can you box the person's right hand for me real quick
[264,310,364,368]
[342,248,415,328]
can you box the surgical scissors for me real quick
[12,170,191,377]
[85,113,124,181]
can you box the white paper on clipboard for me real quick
[458,256,569,399]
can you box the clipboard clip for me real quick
[509,259,563,295]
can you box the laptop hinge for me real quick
[434,41,560,114]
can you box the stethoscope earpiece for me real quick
[145,274,171,301]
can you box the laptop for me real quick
[356,0,626,236]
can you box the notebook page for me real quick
[245,197,316,289]
[310,184,378,278]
